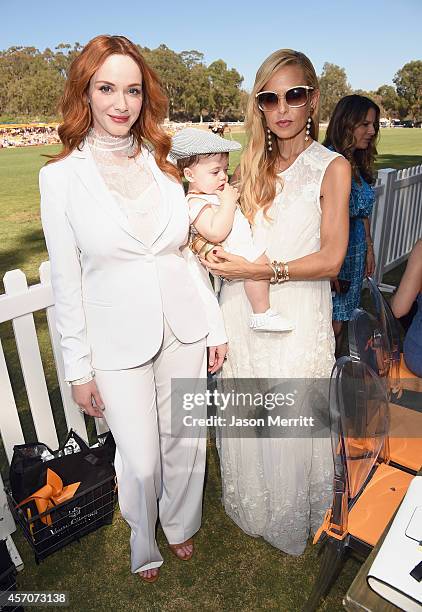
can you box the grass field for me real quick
[0,129,420,611]
[1,128,421,284]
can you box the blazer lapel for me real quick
[69,142,147,245]
[142,148,173,246]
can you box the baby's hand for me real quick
[214,183,239,209]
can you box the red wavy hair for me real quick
[48,34,179,181]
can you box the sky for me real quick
[1,0,421,92]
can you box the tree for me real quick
[0,46,64,118]
[141,44,188,119]
[207,60,243,119]
[183,63,210,121]
[180,50,204,70]
[393,60,422,120]
[53,42,83,79]
[353,88,374,98]
[375,85,398,114]
[0,41,245,122]
[319,62,352,121]
[238,89,249,117]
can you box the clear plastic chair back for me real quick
[367,277,402,393]
[348,308,391,381]
[329,356,389,500]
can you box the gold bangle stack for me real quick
[269,260,290,284]
[189,234,219,258]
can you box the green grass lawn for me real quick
[1,128,421,283]
[0,129,420,611]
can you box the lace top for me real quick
[87,130,164,245]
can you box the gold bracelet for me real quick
[189,234,204,254]
[202,242,219,257]
[271,261,290,283]
[269,262,278,284]
[196,239,213,257]
[190,233,220,258]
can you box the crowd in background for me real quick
[0,121,244,148]
[0,126,61,148]
[2,116,418,150]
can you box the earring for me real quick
[267,127,273,152]
[305,116,312,142]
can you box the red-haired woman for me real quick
[40,35,227,582]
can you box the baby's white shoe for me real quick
[249,308,294,332]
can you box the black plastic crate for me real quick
[6,475,117,563]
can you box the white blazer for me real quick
[40,142,227,381]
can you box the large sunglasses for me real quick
[256,86,314,111]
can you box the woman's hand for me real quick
[200,247,257,280]
[208,343,228,374]
[71,379,105,418]
[204,248,224,264]
[365,246,376,277]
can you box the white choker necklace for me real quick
[87,129,135,153]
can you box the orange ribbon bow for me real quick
[17,468,81,526]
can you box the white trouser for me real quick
[94,318,207,573]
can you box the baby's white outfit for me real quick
[186,193,294,333]
[186,193,264,262]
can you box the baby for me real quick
[171,128,294,333]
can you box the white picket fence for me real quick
[0,262,108,565]
[371,165,422,289]
[0,162,421,565]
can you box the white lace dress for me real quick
[217,140,341,554]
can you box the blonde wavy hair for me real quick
[240,50,320,221]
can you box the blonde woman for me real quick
[203,50,351,554]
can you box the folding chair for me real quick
[304,357,414,611]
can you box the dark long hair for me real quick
[323,94,380,183]
[47,35,179,181]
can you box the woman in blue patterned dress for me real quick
[324,95,379,352]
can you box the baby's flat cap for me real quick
[170,127,241,160]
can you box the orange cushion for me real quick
[348,463,413,546]
[399,354,422,391]
[388,403,422,472]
